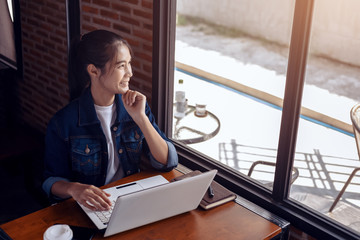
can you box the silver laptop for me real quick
[78,170,217,237]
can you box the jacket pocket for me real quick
[121,129,144,163]
[71,139,102,176]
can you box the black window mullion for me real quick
[65,0,80,53]
[273,0,314,201]
[152,0,176,135]
[66,0,80,101]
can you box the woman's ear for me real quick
[87,64,100,79]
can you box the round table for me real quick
[173,105,221,144]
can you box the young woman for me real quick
[42,30,178,211]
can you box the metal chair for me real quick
[248,161,299,188]
[329,103,360,212]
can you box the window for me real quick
[0,0,21,72]
[173,1,294,191]
[153,0,360,239]
[292,0,360,234]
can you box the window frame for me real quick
[152,0,360,239]
[0,0,23,77]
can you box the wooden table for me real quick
[0,170,282,239]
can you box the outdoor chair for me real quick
[329,103,360,212]
[247,161,299,188]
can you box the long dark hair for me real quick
[68,30,133,101]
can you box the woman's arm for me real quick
[122,90,169,165]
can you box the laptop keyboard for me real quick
[94,200,116,225]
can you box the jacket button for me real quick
[118,149,123,154]
[85,144,90,154]
[113,126,118,131]
[127,170,131,175]
[135,133,140,140]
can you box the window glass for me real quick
[0,0,16,68]
[291,0,360,233]
[173,0,295,189]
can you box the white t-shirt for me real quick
[94,103,124,184]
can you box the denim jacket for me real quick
[42,88,178,199]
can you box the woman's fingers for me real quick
[123,90,145,106]
[71,183,112,211]
[86,194,110,211]
[92,187,112,208]
[123,90,136,105]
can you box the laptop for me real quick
[78,169,217,237]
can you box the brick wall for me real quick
[18,0,154,134]
[19,0,69,132]
[80,0,154,102]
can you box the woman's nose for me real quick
[126,65,133,77]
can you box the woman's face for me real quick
[98,44,133,95]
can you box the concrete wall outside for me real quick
[177,0,360,67]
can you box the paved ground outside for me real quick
[174,23,360,233]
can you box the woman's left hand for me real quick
[122,90,146,121]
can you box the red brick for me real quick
[92,0,110,8]
[93,17,111,27]
[133,9,152,19]
[48,49,63,59]
[46,16,62,27]
[22,38,34,48]
[35,43,48,53]
[126,38,140,48]
[134,71,152,83]
[142,43,152,52]
[130,60,140,69]
[133,29,152,41]
[100,9,119,19]
[120,15,140,26]
[141,0,152,9]
[143,22,152,31]
[122,0,139,5]
[83,15,91,22]
[40,22,55,32]
[143,63,152,73]
[111,2,131,14]
[27,18,40,27]
[33,12,46,21]
[113,23,131,34]
[42,39,55,49]
[46,1,60,10]
[82,5,98,14]
[83,24,98,32]
[36,29,49,38]
[49,66,63,76]
[55,29,67,38]
[44,70,56,80]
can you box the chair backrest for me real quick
[350,103,360,160]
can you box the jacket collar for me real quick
[78,88,132,126]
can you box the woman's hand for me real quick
[122,90,169,165]
[67,182,112,211]
[122,90,146,122]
